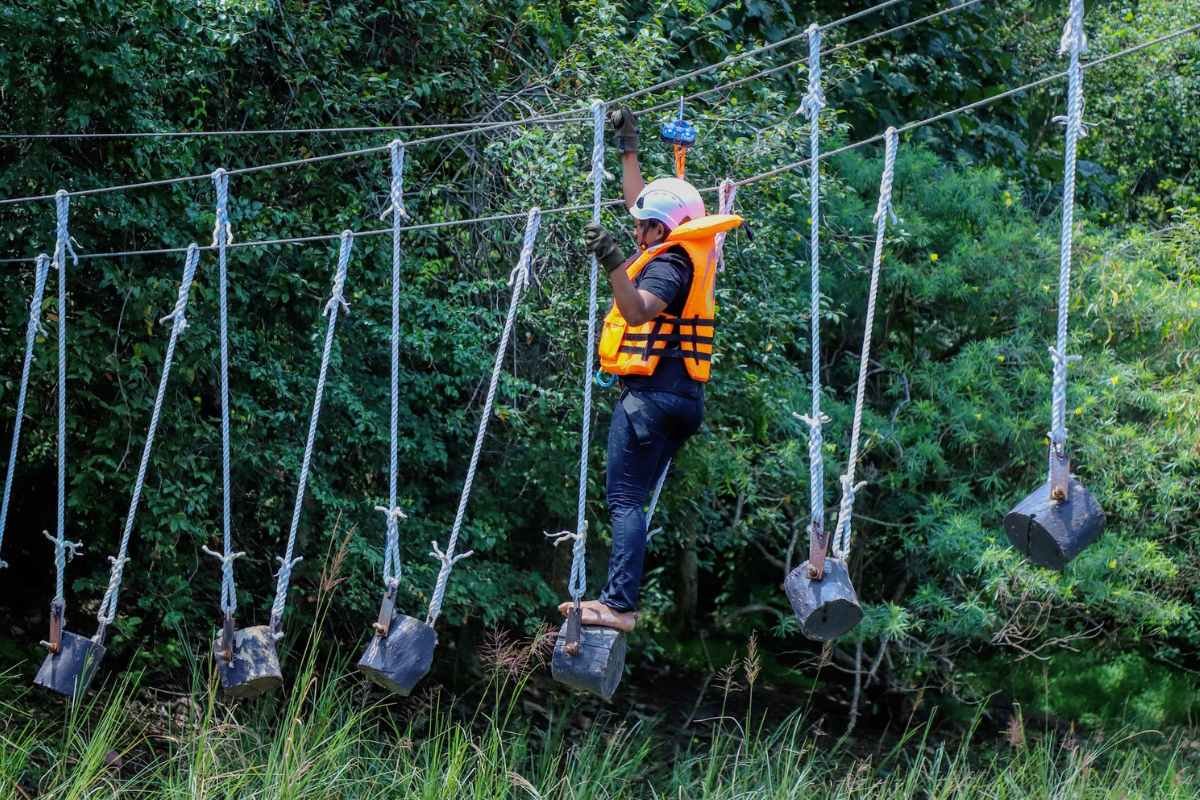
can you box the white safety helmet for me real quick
[630,177,705,231]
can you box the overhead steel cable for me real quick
[0,121,545,140]
[0,114,592,206]
[598,0,910,112]
[0,0,975,207]
[736,22,1200,188]
[0,22,1194,268]
[0,0,912,144]
[634,0,988,118]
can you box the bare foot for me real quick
[557,599,637,633]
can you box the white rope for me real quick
[800,24,829,554]
[715,178,739,272]
[563,101,606,603]
[204,167,240,616]
[378,140,407,590]
[51,190,79,609]
[269,231,355,639]
[426,207,541,625]
[0,254,51,569]
[833,127,898,559]
[1049,0,1087,460]
[94,244,200,637]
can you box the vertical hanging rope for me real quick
[716,178,739,272]
[50,190,81,611]
[427,208,542,626]
[799,24,830,554]
[0,254,52,569]
[1049,0,1087,462]
[269,231,355,639]
[93,244,201,641]
[377,140,408,590]
[562,101,606,604]
[201,168,243,618]
[833,128,899,560]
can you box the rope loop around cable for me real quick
[799,24,827,121]
[380,140,408,221]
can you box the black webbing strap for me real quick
[618,345,713,361]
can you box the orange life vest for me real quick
[598,214,743,383]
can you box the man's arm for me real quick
[609,108,645,209]
[610,268,666,326]
[621,150,645,210]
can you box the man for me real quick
[559,108,740,633]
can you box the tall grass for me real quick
[2,648,1195,799]
[2,554,1194,799]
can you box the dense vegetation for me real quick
[0,1,1198,790]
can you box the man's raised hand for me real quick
[607,107,638,154]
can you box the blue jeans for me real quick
[599,389,703,612]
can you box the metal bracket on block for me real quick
[43,600,64,655]
[219,613,236,664]
[372,585,398,638]
[563,602,583,657]
[1049,444,1071,502]
[806,521,828,581]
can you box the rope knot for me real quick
[211,168,234,246]
[545,528,582,547]
[201,544,246,567]
[509,208,542,290]
[795,411,830,434]
[375,505,408,523]
[105,554,129,581]
[800,88,827,120]
[1052,111,1091,138]
[430,540,473,569]
[799,24,826,120]
[324,231,354,316]
[589,100,607,184]
[43,529,84,561]
[158,244,200,332]
[873,196,897,226]
[53,190,80,268]
[380,140,409,221]
[874,127,900,224]
[274,554,304,576]
[839,473,868,502]
[1048,346,1081,368]
[1058,13,1088,57]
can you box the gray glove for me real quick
[584,223,626,272]
[607,107,638,154]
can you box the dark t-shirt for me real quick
[622,245,703,398]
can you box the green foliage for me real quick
[0,0,1197,735]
